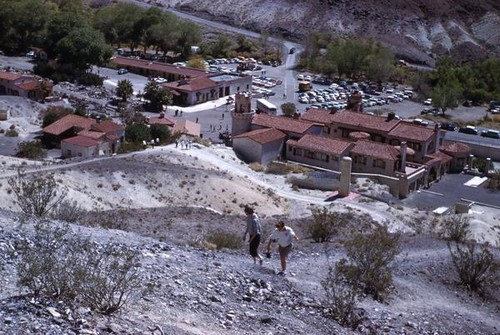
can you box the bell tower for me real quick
[231,91,254,136]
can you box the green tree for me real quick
[150,124,171,144]
[125,123,151,143]
[56,26,113,72]
[93,3,144,48]
[116,79,134,102]
[176,21,201,56]
[45,11,88,59]
[186,55,206,70]
[0,0,49,53]
[431,80,461,116]
[280,102,297,118]
[143,80,172,112]
[16,141,46,160]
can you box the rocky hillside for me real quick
[164,0,500,65]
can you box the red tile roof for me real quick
[163,76,218,92]
[0,71,22,81]
[300,108,337,124]
[233,128,286,144]
[287,134,353,155]
[426,151,453,164]
[330,110,400,133]
[252,114,314,135]
[43,114,96,136]
[62,135,99,147]
[91,120,125,133]
[172,119,201,137]
[351,141,400,161]
[388,122,436,142]
[146,115,176,126]
[15,79,40,91]
[77,130,105,140]
[112,56,207,78]
[441,141,471,154]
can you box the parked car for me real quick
[480,129,500,139]
[440,122,457,131]
[423,98,432,105]
[117,68,128,75]
[412,118,429,127]
[458,125,479,135]
[421,108,438,115]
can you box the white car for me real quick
[424,98,432,105]
[297,74,304,80]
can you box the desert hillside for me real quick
[157,0,500,64]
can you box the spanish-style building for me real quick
[0,71,52,101]
[230,104,471,198]
[233,128,286,165]
[43,114,124,158]
[112,56,252,106]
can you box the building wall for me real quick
[261,139,285,165]
[218,76,252,96]
[286,145,343,171]
[61,142,97,158]
[350,155,397,176]
[233,137,262,163]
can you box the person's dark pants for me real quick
[249,234,261,258]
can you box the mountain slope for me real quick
[169,0,500,64]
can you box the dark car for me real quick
[117,68,128,75]
[480,129,500,139]
[458,126,479,135]
[440,122,457,131]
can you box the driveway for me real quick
[401,173,500,211]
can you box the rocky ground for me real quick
[0,141,499,334]
[137,0,500,65]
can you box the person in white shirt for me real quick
[266,221,299,275]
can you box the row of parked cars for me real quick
[441,124,500,139]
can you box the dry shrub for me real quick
[335,225,400,302]
[322,267,363,329]
[265,161,312,174]
[448,241,499,294]
[249,162,264,172]
[308,207,350,243]
[206,229,242,250]
[15,222,149,314]
[438,215,470,243]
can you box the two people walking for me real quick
[242,206,298,276]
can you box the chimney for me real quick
[434,123,440,153]
[387,112,395,121]
[159,112,165,119]
[400,141,407,173]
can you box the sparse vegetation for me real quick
[335,225,400,302]
[50,199,87,223]
[15,222,149,315]
[448,241,499,294]
[8,171,67,218]
[266,161,312,175]
[438,215,470,243]
[322,266,362,328]
[16,140,46,160]
[205,229,242,250]
[308,207,349,243]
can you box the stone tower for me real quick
[231,91,254,136]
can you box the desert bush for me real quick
[16,140,46,159]
[336,225,400,302]
[249,162,264,172]
[78,72,104,86]
[83,209,129,230]
[5,128,19,137]
[118,141,144,153]
[8,170,67,217]
[322,266,362,328]
[15,222,148,314]
[266,161,312,175]
[308,207,349,243]
[206,229,242,250]
[486,169,500,190]
[438,215,470,243]
[50,199,87,223]
[448,241,499,293]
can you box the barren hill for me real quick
[165,0,500,64]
